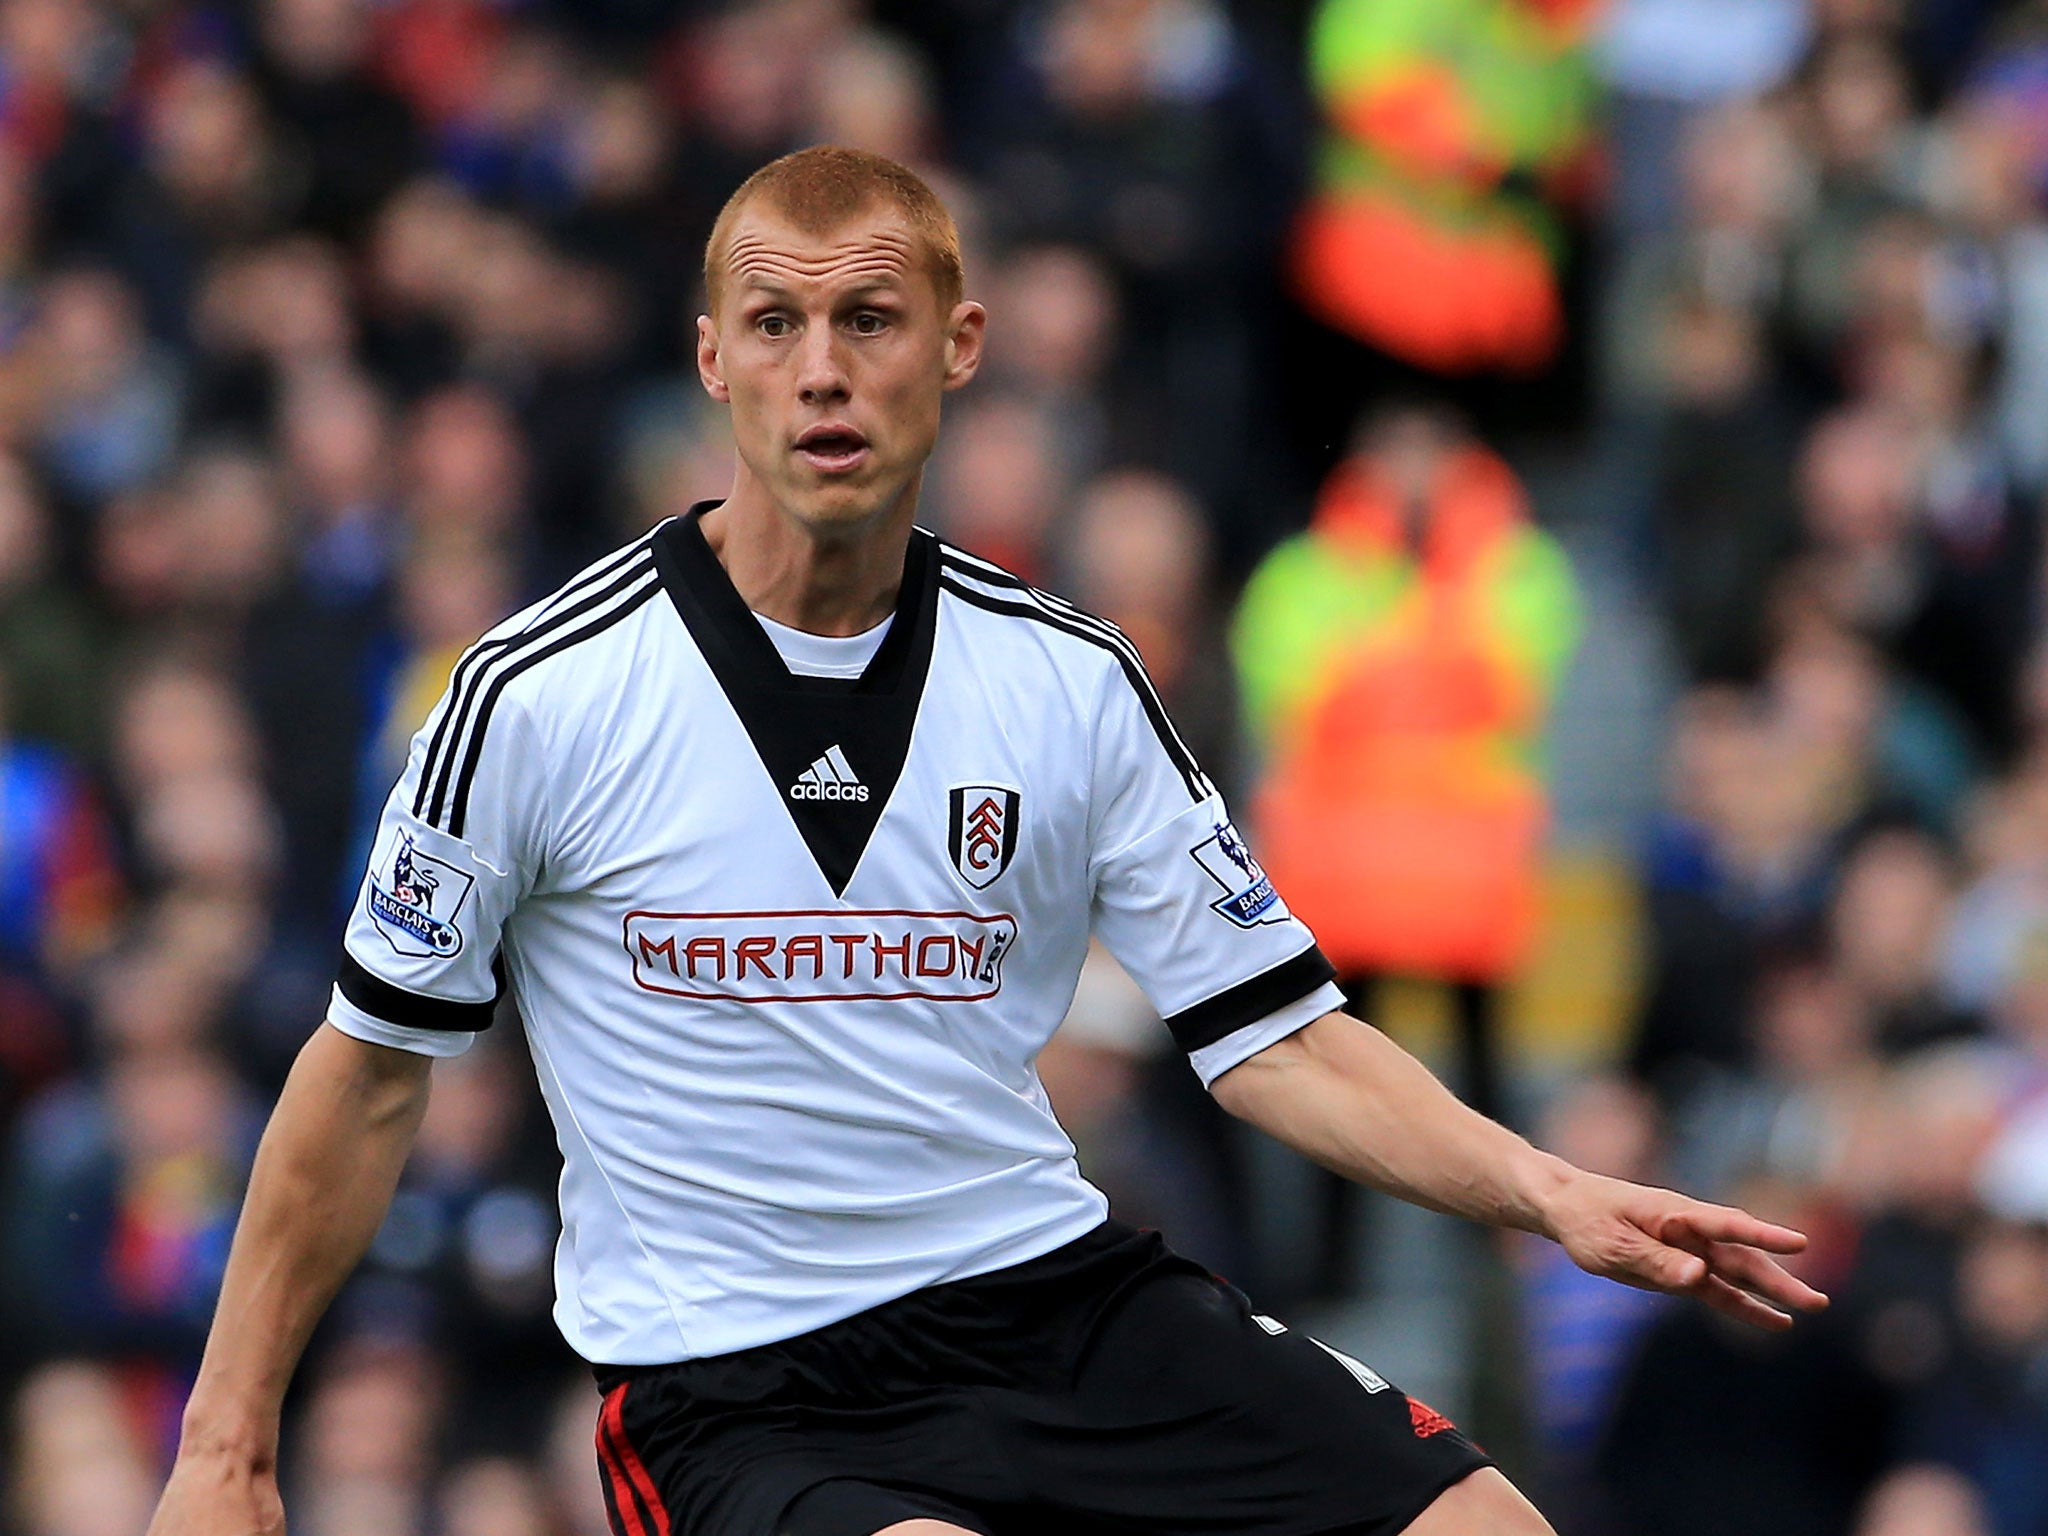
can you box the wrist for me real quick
[1507,1146,1581,1239]
[177,1397,279,1469]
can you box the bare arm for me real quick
[148,1023,433,1536]
[1211,1011,1829,1329]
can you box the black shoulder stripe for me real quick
[940,546,1108,632]
[414,538,654,818]
[938,572,1211,802]
[938,555,1213,799]
[938,551,1209,779]
[337,951,500,1033]
[414,531,663,823]
[1161,945,1338,1054]
[417,543,658,822]
[419,555,657,828]
[445,575,662,839]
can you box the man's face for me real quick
[698,202,983,537]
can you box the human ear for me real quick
[942,301,987,392]
[696,314,730,402]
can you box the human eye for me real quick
[756,311,794,339]
[848,309,890,336]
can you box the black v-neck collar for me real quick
[651,502,940,895]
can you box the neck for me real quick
[699,467,919,636]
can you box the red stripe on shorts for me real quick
[595,1386,649,1536]
[603,1382,672,1536]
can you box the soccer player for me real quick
[147,147,1824,1536]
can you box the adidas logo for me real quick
[789,744,870,803]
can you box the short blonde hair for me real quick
[703,145,965,315]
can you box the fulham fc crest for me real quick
[949,785,1020,890]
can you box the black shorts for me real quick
[590,1221,1490,1536]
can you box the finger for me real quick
[1625,1236,1709,1293]
[1693,1270,1795,1331]
[1702,1241,1831,1314]
[1658,1216,1832,1313]
[1594,1232,1707,1294]
[1659,1205,1809,1255]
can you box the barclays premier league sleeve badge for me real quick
[368,832,476,959]
[1190,820,1285,928]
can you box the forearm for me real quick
[1211,1011,1571,1236]
[177,1023,431,1462]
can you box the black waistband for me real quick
[590,1219,1176,1391]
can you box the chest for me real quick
[530,639,1091,1007]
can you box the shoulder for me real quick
[931,537,1135,682]
[932,537,1211,800]
[1483,524,1579,612]
[1234,531,1338,615]
[459,525,670,708]
[1500,522,1574,577]
[411,527,669,835]
[491,526,669,655]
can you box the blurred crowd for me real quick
[1559,2,2048,1533]
[0,1,2045,1535]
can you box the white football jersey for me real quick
[330,507,1343,1364]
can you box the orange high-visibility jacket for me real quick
[1232,448,1578,981]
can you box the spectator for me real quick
[348,1037,570,1449]
[253,0,427,241]
[975,0,1288,515]
[289,1332,445,1536]
[1829,827,1981,1055]
[926,394,1069,581]
[0,660,120,987]
[1897,1216,2048,1536]
[1291,0,1600,376]
[1783,31,1922,378]
[113,58,291,344]
[1649,294,1802,680]
[1925,101,2048,496]
[1233,401,1579,1123]
[8,1360,161,1536]
[1856,1464,1995,1536]
[439,1454,560,1536]
[3,1044,261,1439]
[1516,1073,1671,1524]
[18,267,183,509]
[1063,467,1239,795]
[981,243,1120,475]
[0,451,101,755]
[1596,1175,1894,1536]
[1602,97,1807,412]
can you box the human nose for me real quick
[795,322,850,405]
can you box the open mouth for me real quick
[794,424,871,474]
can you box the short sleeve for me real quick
[1085,657,1343,1087]
[329,677,544,1058]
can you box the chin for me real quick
[784,479,898,535]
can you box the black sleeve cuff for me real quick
[1161,945,1338,1053]
[336,952,501,1033]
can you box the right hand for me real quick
[146,1449,285,1536]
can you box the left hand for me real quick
[1541,1170,1831,1330]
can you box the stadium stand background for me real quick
[2,2,2047,1534]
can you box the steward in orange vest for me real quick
[1233,410,1579,987]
